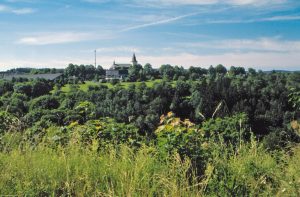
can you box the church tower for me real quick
[132,53,138,66]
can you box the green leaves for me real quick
[75,101,95,122]
[0,111,21,134]
[155,112,207,169]
[289,87,300,110]
[201,113,250,145]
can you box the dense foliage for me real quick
[1,66,299,138]
[0,112,299,196]
[0,64,299,195]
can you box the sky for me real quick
[0,0,300,71]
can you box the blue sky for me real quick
[1,0,300,71]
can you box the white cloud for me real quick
[0,4,35,14]
[0,4,9,12]
[135,52,300,70]
[143,0,218,5]
[96,46,141,53]
[199,14,300,25]
[132,0,289,6]
[4,0,36,2]
[17,32,111,45]
[227,0,286,6]
[177,38,300,53]
[0,59,68,71]
[12,8,35,14]
[1,51,299,71]
[82,0,110,3]
[122,12,201,31]
[263,15,300,21]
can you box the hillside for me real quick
[0,65,299,196]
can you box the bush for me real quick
[99,79,107,83]
[155,112,209,172]
[203,139,282,196]
[0,111,21,134]
[110,79,120,85]
[201,113,250,145]
[30,95,60,111]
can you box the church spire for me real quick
[132,53,137,65]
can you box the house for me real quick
[105,53,138,80]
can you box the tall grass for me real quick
[0,135,199,196]
[0,132,299,196]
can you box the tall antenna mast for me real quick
[94,49,97,67]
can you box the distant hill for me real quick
[263,70,300,73]
[3,67,64,75]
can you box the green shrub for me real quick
[203,138,282,196]
[201,113,250,145]
[280,145,300,196]
[0,111,21,134]
[155,112,209,172]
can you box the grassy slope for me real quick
[1,132,299,196]
[0,135,199,196]
[59,79,165,93]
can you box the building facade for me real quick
[105,54,138,80]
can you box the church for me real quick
[105,53,138,80]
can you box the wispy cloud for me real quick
[81,0,110,3]
[137,51,300,70]
[176,37,300,53]
[131,0,289,7]
[227,0,287,6]
[4,0,36,3]
[12,8,35,14]
[122,12,201,32]
[263,15,300,21]
[185,14,300,26]
[0,4,35,14]
[0,4,10,12]
[96,46,141,53]
[2,51,299,71]
[17,32,105,45]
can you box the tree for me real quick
[0,80,13,96]
[128,64,143,81]
[159,64,175,80]
[143,63,154,80]
[14,83,32,97]
[8,93,28,116]
[30,95,60,111]
[65,64,76,77]
[208,65,216,77]
[95,65,105,80]
[31,80,52,98]
[248,68,257,76]
[215,64,227,75]
[85,65,96,80]
[78,64,86,82]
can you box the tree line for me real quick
[62,63,253,83]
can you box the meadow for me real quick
[59,79,165,92]
[0,129,299,196]
[0,113,299,196]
